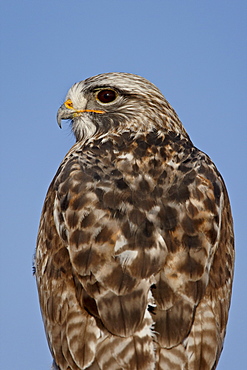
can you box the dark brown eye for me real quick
[97,89,117,103]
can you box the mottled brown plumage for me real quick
[35,72,234,369]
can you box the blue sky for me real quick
[1,1,246,369]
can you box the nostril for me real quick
[64,99,74,109]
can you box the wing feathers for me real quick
[36,130,234,369]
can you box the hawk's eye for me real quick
[96,89,117,104]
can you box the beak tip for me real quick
[57,119,62,128]
[57,107,64,128]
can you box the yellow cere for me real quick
[64,99,105,114]
[64,99,74,109]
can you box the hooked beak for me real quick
[57,99,105,128]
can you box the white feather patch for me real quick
[116,250,138,266]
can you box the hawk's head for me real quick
[57,72,187,142]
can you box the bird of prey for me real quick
[35,72,234,370]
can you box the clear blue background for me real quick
[1,1,246,369]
